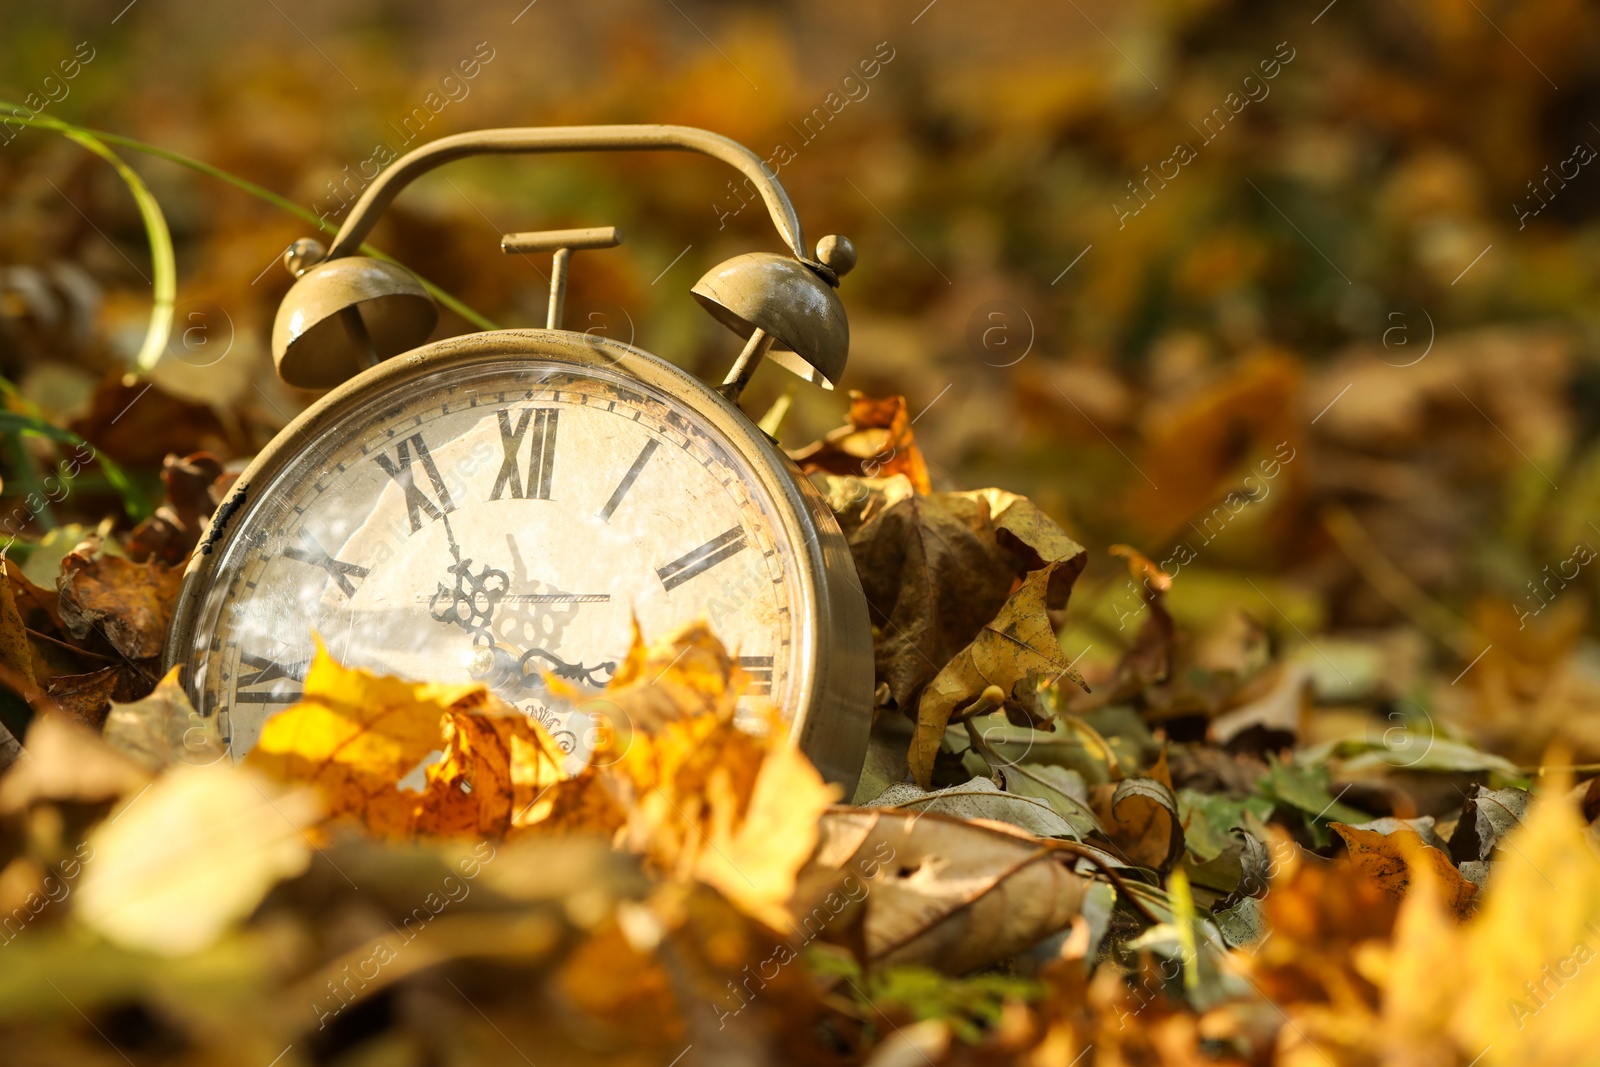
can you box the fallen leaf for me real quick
[56,538,183,660]
[792,392,932,493]
[1452,772,1600,1064]
[911,563,1086,788]
[75,763,318,955]
[102,665,222,769]
[1330,822,1477,920]
[248,640,610,838]
[0,557,36,687]
[845,492,1024,712]
[417,697,622,838]
[1447,784,1530,865]
[0,713,149,815]
[124,451,227,565]
[1093,749,1183,870]
[697,740,839,929]
[790,807,1091,973]
[868,776,1079,839]
[44,667,122,730]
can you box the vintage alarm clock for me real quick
[163,125,873,792]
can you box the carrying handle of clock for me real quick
[270,124,855,403]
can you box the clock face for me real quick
[185,353,804,758]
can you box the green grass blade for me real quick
[0,380,152,521]
[0,105,497,332]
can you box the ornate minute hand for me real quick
[426,535,614,691]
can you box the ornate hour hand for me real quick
[428,557,509,632]
[427,529,615,692]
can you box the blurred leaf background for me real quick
[5,0,1600,761]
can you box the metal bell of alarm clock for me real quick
[162,125,874,793]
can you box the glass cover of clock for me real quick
[188,356,804,758]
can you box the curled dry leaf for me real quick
[789,807,1091,974]
[910,558,1087,788]
[56,537,183,660]
[124,451,228,565]
[791,392,932,493]
[839,490,1024,712]
[1091,749,1183,871]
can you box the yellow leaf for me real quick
[248,639,614,838]
[1453,773,1600,1065]
[696,739,839,929]
[75,764,319,955]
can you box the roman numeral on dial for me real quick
[234,650,308,704]
[283,529,368,598]
[657,526,748,592]
[374,432,456,533]
[597,438,658,521]
[490,407,559,501]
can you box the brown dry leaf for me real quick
[124,451,227,565]
[101,665,222,769]
[789,807,1090,973]
[835,491,1019,711]
[1092,749,1180,870]
[56,537,183,660]
[44,667,122,730]
[0,557,36,687]
[791,392,932,493]
[910,561,1087,788]
[248,641,612,838]
[1331,822,1477,921]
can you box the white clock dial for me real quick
[188,357,799,757]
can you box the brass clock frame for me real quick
[163,328,875,794]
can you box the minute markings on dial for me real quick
[373,431,455,532]
[657,526,748,592]
[491,407,559,501]
[283,528,369,598]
